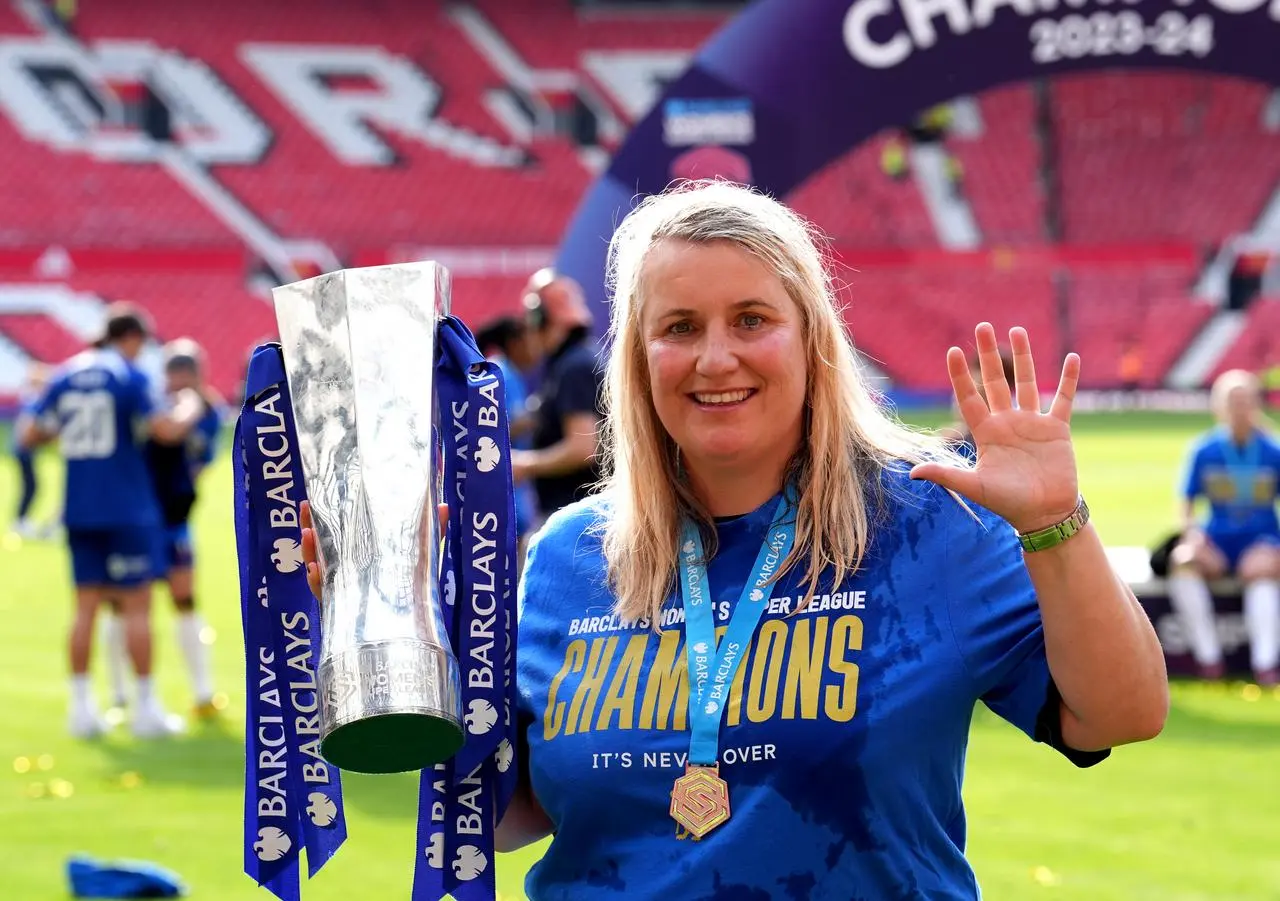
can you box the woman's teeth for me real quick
[694,390,752,405]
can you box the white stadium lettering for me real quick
[0,28,723,180]
[147,50,270,163]
[240,44,525,168]
[0,36,269,163]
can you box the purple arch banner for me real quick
[554,0,1280,320]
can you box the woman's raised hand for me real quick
[910,323,1082,535]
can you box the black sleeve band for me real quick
[1034,678,1112,769]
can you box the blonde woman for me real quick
[1167,369,1280,685]
[305,182,1168,899]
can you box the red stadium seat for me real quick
[1209,297,1280,380]
[787,135,939,250]
[946,84,1046,246]
[1063,264,1214,389]
[839,264,1059,391]
[0,312,86,364]
[1052,73,1280,247]
[64,0,722,254]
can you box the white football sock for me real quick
[1167,573,1223,666]
[176,612,214,702]
[69,674,93,710]
[1243,579,1280,673]
[135,676,156,708]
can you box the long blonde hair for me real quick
[597,180,961,626]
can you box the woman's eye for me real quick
[668,321,693,336]
[740,313,764,329]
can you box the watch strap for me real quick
[1018,497,1090,553]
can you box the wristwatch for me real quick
[1017,497,1090,553]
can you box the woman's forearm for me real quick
[495,781,554,853]
[1024,523,1169,751]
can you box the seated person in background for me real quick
[940,346,1016,461]
[1168,369,1280,685]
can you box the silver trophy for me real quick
[271,262,463,775]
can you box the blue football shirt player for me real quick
[1167,369,1280,684]
[20,305,207,738]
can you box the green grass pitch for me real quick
[1,411,1277,900]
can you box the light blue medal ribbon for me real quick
[679,497,796,768]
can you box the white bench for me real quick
[1104,545,1243,599]
[1106,546,1165,598]
[1104,546,1251,677]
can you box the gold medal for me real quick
[670,762,730,840]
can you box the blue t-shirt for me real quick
[34,349,162,530]
[516,469,1098,900]
[1181,428,1280,540]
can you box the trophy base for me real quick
[322,712,464,776]
[318,639,464,775]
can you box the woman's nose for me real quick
[695,330,737,376]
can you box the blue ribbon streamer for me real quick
[413,318,518,901]
[235,344,347,900]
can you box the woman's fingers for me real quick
[298,502,451,601]
[974,323,1013,413]
[300,500,322,598]
[1008,327,1040,413]
[1049,352,1082,425]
